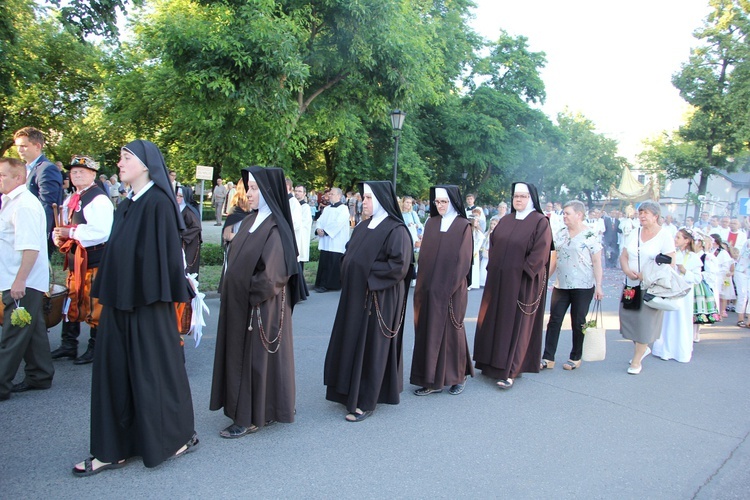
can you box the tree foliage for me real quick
[646,0,750,199]
[51,0,143,39]
[0,0,105,158]
[1,0,638,206]
[547,111,626,207]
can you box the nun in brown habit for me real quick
[473,182,552,389]
[410,186,475,395]
[210,166,300,438]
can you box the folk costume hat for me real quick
[241,166,301,308]
[122,139,185,231]
[67,155,100,172]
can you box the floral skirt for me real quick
[694,280,720,324]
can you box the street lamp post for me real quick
[390,109,406,190]
[683,178,693,222]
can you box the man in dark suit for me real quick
[14,127,63,256]
[602,211,620,268]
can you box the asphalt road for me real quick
[1,250,749,498]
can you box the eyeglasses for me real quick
[513,194,530,199]
[434,200,450,205]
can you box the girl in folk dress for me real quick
[652,229,702,362]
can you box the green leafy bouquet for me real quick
[11,301,32,327]
[582,318,598,334]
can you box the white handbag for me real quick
[582,299,606,362]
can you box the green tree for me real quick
[0,0,104,159]
[411,31,554,204]
[547,111,626,208]
[100,0,480,190]
[51,0,143,39]
[665,0,748,198]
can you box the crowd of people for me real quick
[3,129,748,477]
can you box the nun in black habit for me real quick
[210,166,300,438]
[74,140,197,476]
[324,181,414,422]
[176,185,202,275]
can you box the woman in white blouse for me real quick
[619,202,676,375]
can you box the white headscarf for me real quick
[435,187,458,232]
[365,183,388,229]
[514,183,535,220]
[248,172,272,233]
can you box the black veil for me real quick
[358,180,407,230]
[123,139,185,231]
[242,166,301,308]
[428,185,466,219]
[178,185,201,220]
[510,182,544,215]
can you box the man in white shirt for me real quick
[294,185,313,270]
[717,216,731,241]
[0,157,54,401]
[586,209,605,244]
[465,193,486,231]
[544,202,563,235]
[212,178,228,226]
[286,177,308,300]
[708,216,721,236]
[109,175,121,206]
[662,215,678,238]
[314,187,350,292]
[51,156,114,365]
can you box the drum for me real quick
[43,284,68,328]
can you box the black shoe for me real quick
[51,346,77,360]
[414,387,442,396]
[11,381,49,393]
[449,381,466,395]
[0,393,9,401]
[219,423,258,439]
[314,286,328,293]
[73,346,95,365]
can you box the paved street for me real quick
[1,235,749,497]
